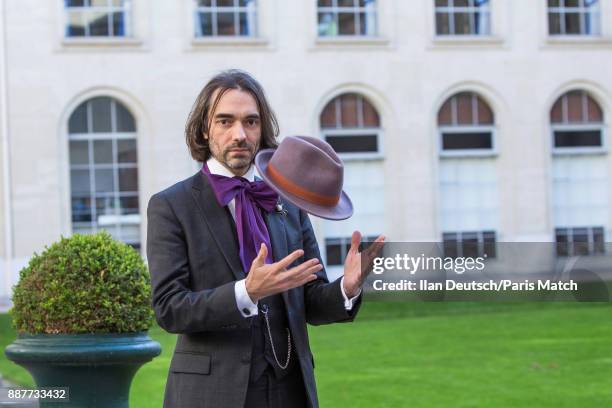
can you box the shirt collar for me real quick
[206,157,259,182]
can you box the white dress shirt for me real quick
[206,157,361,318]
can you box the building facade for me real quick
[1,0,612,300]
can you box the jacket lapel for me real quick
[191,172,245,281]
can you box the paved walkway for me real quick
[0,375,38,408]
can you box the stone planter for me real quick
[4,332,161,408]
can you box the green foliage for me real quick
[10,232,154,334]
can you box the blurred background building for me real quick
[1,0,611,305]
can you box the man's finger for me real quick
[273,249,305,271]
[348,230,362,255]
[251,243,267,268]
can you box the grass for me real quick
[2,302,612,407]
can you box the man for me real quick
[147,69,384,408]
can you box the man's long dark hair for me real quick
[185,69,279,163]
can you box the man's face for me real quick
[206,88,262,176]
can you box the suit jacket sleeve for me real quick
[147,192,245,334]
[299,209,363,326]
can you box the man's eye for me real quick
[246,119,259,127]
[218,119,229,126]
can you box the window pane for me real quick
[443,233,459,258]
[564,12,581,34]
[325,135,378,153]
[435,0,449,6]
[338,12,357,35]
[66,11,86,37]
[572,228,589,256]
[70,140,89,165]
[476,97,494,124]
[318,12,337,36]
[565,0,580,7]
[71,169,91,194]
[93,140,113,164]
[119,168,139,191]
[436,12,450,35]
[473,11,490,35]
[120,196,140,215]
[550,98,563,122]
[548,0,560,7]
[483,231,496,258]
[555,228,569,256]
[461,233,479,258]
[454,0,469,7]
[117,139,137,163]
[217,12,236,35]
[593,227,605,254]
[326,239,342,266]
[362,100,380,127]
[318,0,333,6]
[438,100,453,125]
[453,12,472,35]
[442,132,493,150]
[91,97,112,132]
[197,12,213,36]
[197,0,213,6]
[71,197,92,223]
[65,0,87,6]
[217,0,235,6]
[456,93,474,125]
[586,96,603,122]
[338,0,355,6]
[96,195,117,216]
[95,168,115,192]
[554,130,602,148]
[548,12,561,34]
[69,103,88,133]
[320,101,337,128]
[115,102,135,132]
[566,91,584,122]
[111,11,125,36]
[90,0,108,6]
[238,12,250,35]
[340,94,359,127]
[87,12,111,36]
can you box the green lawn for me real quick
[2,302,612,407]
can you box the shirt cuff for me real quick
[340,276,361,310]
[235,279,258,317]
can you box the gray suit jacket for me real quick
[146,171,361,408]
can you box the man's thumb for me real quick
[255,243,267,264]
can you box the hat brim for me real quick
[255,149,354,221]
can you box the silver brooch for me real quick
[275,203,288,216]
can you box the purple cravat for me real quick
[202,163,278,274]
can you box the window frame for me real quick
[442,230,497,258]
[434,0,492,37]
[68,97,141,250]
[193,0,258,38]
[547,0,601,37]
[438,124,497,157]
[64,0,133,38]
[325,235,379,266]
[317,0,378,38]
[555,226,605,257]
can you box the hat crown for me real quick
[267,136,343,204]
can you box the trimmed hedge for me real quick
[10,232,154,334]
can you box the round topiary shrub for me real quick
[11,231,154,334]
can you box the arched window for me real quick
[437,91,498,257]
[320,92,381,158]
[550,90,604,152]
[438,91,495,156]
[319,92,383,270]
[68,96,141,250]
[550,90,607,256]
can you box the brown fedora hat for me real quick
[255,136,353,220]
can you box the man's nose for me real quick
[231,123,247,142]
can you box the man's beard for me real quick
[216,140,258,171]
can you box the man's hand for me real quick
[342,231,385,298]
[245,243,322,303]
